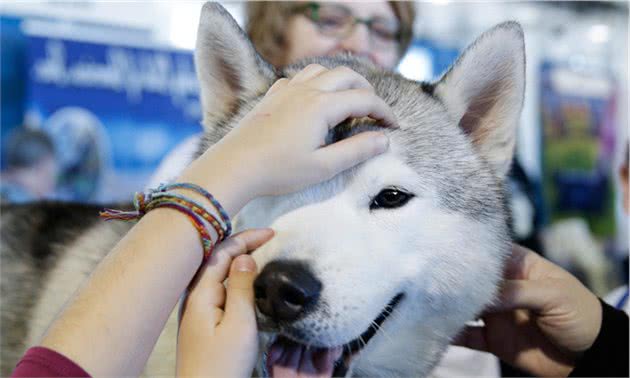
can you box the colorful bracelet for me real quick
[148,193,226,242]
[156,183,232,237]
[100,183,230,262]
[147,201,215,261]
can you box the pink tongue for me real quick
[266,337,343,378]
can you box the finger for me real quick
[310,66,373,92]
[452,326,490,353]
[179,284,226,329]
[183,278,227,312]
[324,89,398,129]
[201,228,273,284]
[290,64,328,83]
[504,244,538,279]
[492,279,555,312]
[183,229,271,320]
[504,244,563,281]
[313,131,389,179]
[267,78,290,95]
[222,254,258,327]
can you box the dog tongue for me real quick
[266,337,343,378]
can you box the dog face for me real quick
[195,4,524,376]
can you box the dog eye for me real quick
[370,188,413,210]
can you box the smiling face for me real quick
[284,2,400,69]
[195,4,525,376]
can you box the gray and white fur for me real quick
[1,3,525,377]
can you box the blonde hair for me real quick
[246,2,416,67]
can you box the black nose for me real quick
[254,260,321,322]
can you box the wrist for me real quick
[174,151,256,217]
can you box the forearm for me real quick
[40,209,204,375]
[39,163,248,376]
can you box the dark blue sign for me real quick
[24,35,202,202]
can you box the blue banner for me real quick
[22,35,202,203]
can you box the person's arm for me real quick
[27,65,395,377]
[568,299,629,377]
[38,182,236,376]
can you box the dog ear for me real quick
[195,2,277,128]
[434,22,525,177]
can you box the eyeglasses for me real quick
[295,2,402,49]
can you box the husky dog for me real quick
[1,3,525,377]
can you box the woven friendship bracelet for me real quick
[99,183,231,262]
[98,191,149,221]
[145,201,215,261]
[156,183,232,237]
[101,198,215,262]
[148,193,225,241]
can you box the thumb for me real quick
[223,254,258,327]
[314,131,389,179]
[492,279,555,312]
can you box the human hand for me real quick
[180,64,396,214]
[176,229,273,377]
[454,244,603,377]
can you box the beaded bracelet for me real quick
[100,184,230,262]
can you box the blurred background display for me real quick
[1,11,201,203]
[23,35,200,201]
[0,0,627,307]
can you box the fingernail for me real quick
[233,255,256,272]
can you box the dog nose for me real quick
[254,260,321,322]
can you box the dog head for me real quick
[195,3,524,376]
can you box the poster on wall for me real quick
[540,61,618,237]
[2,34,202,204]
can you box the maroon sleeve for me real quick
[11,346,90,377]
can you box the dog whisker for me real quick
[359,335,368,350]
[370,320,395,344]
